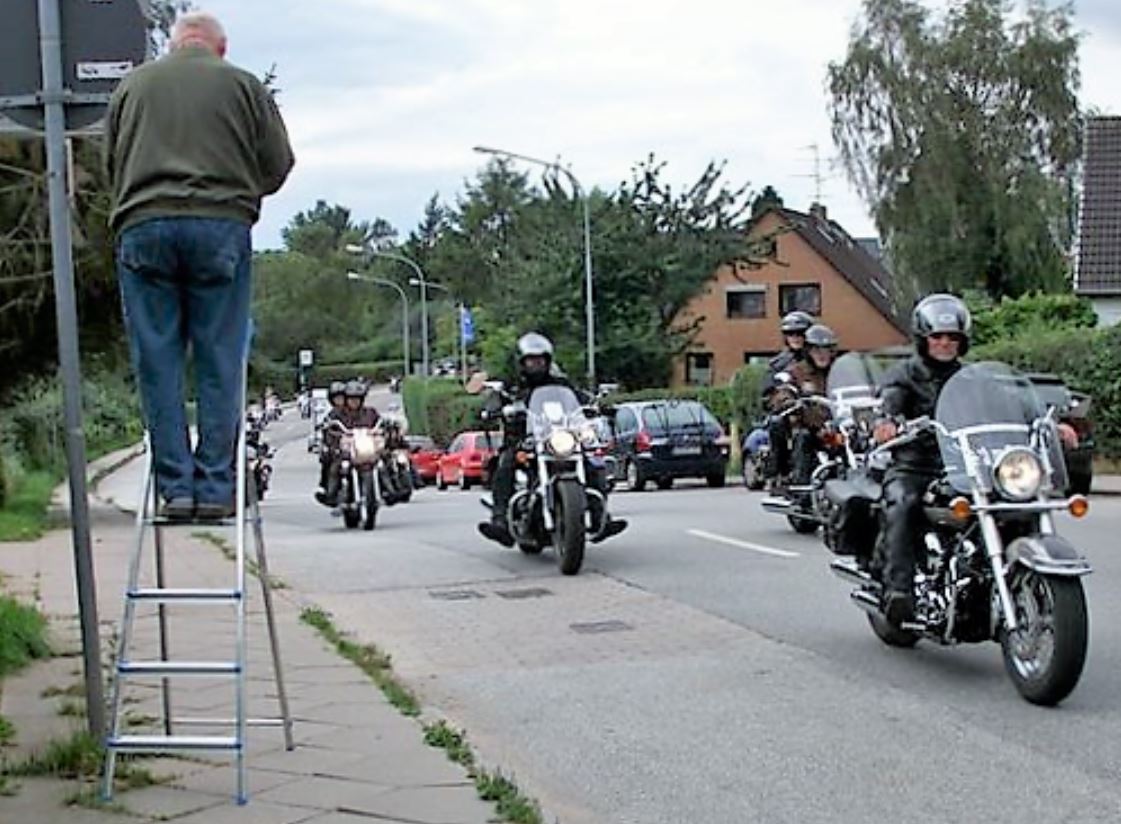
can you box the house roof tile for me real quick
[1076,116,1121,295]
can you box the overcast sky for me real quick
[193,0,1121,249]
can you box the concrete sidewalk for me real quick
[0,452,500,823]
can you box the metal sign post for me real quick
[0,0,148,740]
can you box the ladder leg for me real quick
[102,447,156,801]
[154,482,172,737]
[248,480,295,750]
[235,371,249,805]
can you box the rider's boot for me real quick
[478,515,514,547]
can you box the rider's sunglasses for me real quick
[928,332,960,342]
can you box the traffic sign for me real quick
[0,0,148,132]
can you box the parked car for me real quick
[607,399,730,491]
[406,435,442,485]
[1025,373,1094,495]
[436,431,497,490]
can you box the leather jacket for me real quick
[879,354,962,473]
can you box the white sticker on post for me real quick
[76,61,133,81]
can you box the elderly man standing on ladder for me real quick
[105,11,294,521]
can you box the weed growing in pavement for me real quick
[423,720,543,824]
[56,699,86,718]
[0,593,51,677]
[193,530,286,588]
[0,714,15,746]
[40,682,85,699]
[299,606,419,716]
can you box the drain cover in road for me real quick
[494,587,554,600]
[428,589,485,601]
[569,620,634,634]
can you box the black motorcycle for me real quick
[378,413,414,506]
[246,418,273,501]
[825,361,1092,705]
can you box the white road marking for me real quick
[687,529,801,558]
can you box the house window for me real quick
[686,352,714,386]
[743,352,772,366]
[780,283,821,316]
[726,285,766,319]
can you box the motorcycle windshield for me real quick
[527,385,586,440]
[934,361,1067,494]
[827,352,885,416]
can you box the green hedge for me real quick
[401,377,483,447]
[2,368,144,474]
[606,363,768,430]
[972,323,1121,457]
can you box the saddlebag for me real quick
[823,476,880,558]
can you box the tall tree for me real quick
[827,0,1081,300]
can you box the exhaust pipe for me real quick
[850,589,881,614]
[761,496,793,514]
[830,559,875,587]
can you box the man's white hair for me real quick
[170,11,226,51]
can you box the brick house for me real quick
[672,204,908,386]
[1074,116,1121,325]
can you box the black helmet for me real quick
[912,293,971,356]
[804,324,837,349]
[516,332,554,383]
[780,311,814,335]
[328,380,347,399]
[343,379,367,399]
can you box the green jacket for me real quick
[104,46,294,234]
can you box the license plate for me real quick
[673,446,702,456]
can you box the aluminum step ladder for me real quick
[101,411,293,805]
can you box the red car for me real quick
[407,435,442,486]
[437,431,497,490]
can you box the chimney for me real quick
[809,202,827,222]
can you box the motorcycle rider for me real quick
[762,310,815,486]
[784,323,838,488]
[477,332,627,547]
[873,294,970,627]
[315,379,379,506]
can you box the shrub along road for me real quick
[99,412,1121,824]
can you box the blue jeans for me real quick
[117,217,252,506]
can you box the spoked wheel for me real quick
[552,479,587,575]
[1001,570,1088,706]
[742,458,764,491]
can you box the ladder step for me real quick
[148,516,239,527]
[173,716,287,727]
[118,661,240,676]
[107,735,240,752]
[129,588,241,603]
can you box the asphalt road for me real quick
[101,402,1121,824]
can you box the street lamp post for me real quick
[345,272,410,377]
[346,245,430,377]
[410,279,461,381]
[473,145,596,388]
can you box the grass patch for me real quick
[1,729,165,795]
[0,715,15,746]
[0,471,56,542]
[423,720,542,824]
[57,699,86,718]
[0,594,51,678]
[41,682,85,699]
[299,606,419,716]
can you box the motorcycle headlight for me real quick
[353,431,379,463]
[547,430,578,457]
[993,447,1043,501]
[578,424,599,447]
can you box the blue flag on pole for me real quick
[461,306,475,345]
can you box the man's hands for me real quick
[1058,422,1079,450]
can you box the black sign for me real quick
[0,0,149,131]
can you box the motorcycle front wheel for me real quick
[360,472,378,531]
[1001,570,1088,706]
[342,477,359,529]
[552,479,587,575]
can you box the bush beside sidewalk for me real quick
[0,462,523,823]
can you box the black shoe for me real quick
[195,501,236,522]
[591,518,628,544]
[314,489,338,507]
[478,521,514,547]
[884,590,915,627]
[158,496,194,521]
